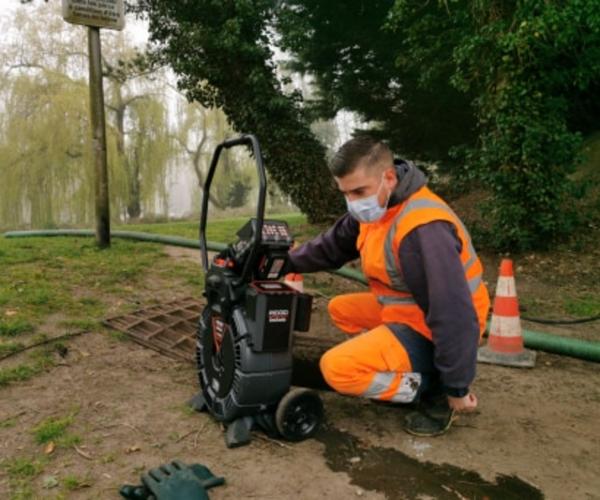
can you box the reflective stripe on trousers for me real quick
[362,371,422,403]
[319,323,424,403]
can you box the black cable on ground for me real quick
[0,330,88,362]
[520,314,600,325]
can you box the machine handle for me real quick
[199,134,267,283]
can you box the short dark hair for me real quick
[329,136,393,177]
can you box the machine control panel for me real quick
[236,219,293,247]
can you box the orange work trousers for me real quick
[320,292,424,403]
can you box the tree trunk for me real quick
[127,158,142,219]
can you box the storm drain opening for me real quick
[103,297,202,362]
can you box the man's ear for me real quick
[383,165,397,185]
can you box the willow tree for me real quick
[171,98,254,212]
[125,97,173,218]
[0,71,97,228]
[101,31,173,220]
[0,2,175,228]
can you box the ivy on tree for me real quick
[134,0,345,223]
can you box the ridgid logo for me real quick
[268,309,289,323]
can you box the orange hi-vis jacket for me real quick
[356,186,490,340]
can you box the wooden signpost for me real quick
[62,0,125,248]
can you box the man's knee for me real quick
[327,295,363,333]
[320,348,353,392]
[327,295,345,322]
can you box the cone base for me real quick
[477,345,537,368]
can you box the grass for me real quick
[564,295,600,318]
[100,453,115,464]
[119,212,321,243]
[0,341,24,357]
[0,237,168,329]
[32,414,76,444]
[0,213,319,373]
[0,348,60,387]
[3,457,45,478]
[58,318,99,330]
[0,235,204,392]
[0,417,18,429]
[2,456,47,500]
[176,403,197,417]
[0,218,265,389]
[56,434,82,447]
[0,364,44,387]
[62,475,89,491]
[0,319,34,338]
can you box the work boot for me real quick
[403,389,455,437]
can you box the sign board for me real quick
[62,0,125,31]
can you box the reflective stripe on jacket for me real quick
[356,186,490,340]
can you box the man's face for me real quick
[335,161,397,206]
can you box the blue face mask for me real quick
[346,175,390,223]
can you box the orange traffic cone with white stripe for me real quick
[477,259,536,367]
[284,273,304,293]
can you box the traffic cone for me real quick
[284,273,304,293]
[477,259,536,368]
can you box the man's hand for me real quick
[447,392,478,413]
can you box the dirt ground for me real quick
[1,246,600,500]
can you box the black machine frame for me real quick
[192,134,323,448]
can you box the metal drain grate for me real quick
[103,297,202,362]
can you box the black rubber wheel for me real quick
[275,388,323,442]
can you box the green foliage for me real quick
[122,96,173,219]
[0,4,176,229]
[274,0,599,249]
[135,1,345,222]
[388,0,599,250]
[225,179,252,208]
[446,0,599,250]
[0,71,94,230]
[276,0,477,163]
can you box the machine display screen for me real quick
[252,282,292,293]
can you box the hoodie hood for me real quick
[388,159,427,207]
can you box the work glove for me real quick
[119,460,225,500]
[142,462,208,500]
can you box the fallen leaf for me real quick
[74,445,93,460]
[43,475,59,489]
[44,441,55,455]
